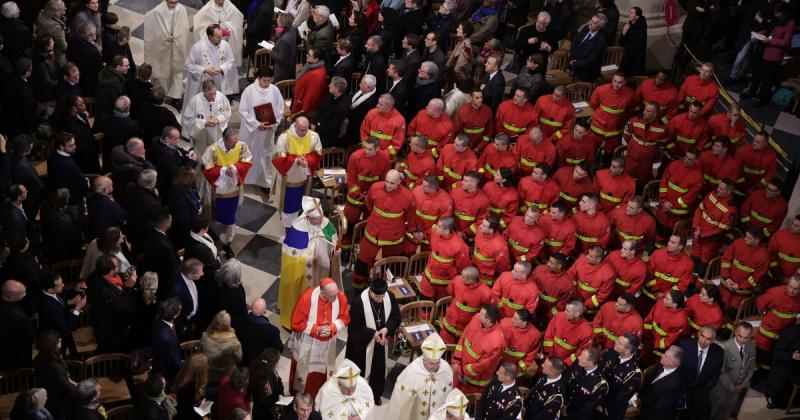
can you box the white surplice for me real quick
[239,80,284,188]
[181,90,231,157]
[387,357,453,419]
[192,0,244,64]
[143,2,190,99]
[184,36,238,104]
[315,376,375,420]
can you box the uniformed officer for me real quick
[562,346,608,419]
[524,356,566,420]
[475,362,524,420]
[599,333,643,419]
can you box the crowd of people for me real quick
[0,0,799,418]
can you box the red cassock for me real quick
[398,149,436,190]
[543,311,593,366]
[404,186,453,253]
[552,166,595,208]
[482,182,519,229]
[472,230,511,287]
[587,84,636,152]
[677,75,719,117]
[408,110,455,158]
[635,78,678,123]
[643,248,694,301]
[532,93,575,140]
[478,146,519,182]
[608,207,656,250]
[768,228,800,279]
[555,133,595,168]
[495,99,536,139]
[573,210,612,253]
[453,315,505,393]
[539,214,577,257]
[622,117,669,182]
[440,275,493,344]
[684,294,725,333]
[492,272,541,318]
[517,177,561,212]
[755,285,800,352]
[655,160,703,230]
[735,144,776,194]
[665,112,711,157]
[291,66,328,113]
[533,265,574,319]
[453,102,494,152]
[436,144,479,191]
[499,318,542,376]
[360,108,406,159]
[699,150,741,194]
[643,299,688,355]
[568,255,617,311]
[691,191,737,263]
[607,250,647,298]
[708,112,747,150]
[592,301,643,349]
[514,132,556,176]
[719,238,769,311]
[450,186,490,235]
[740,190,787,238]
[504,216,546,263]
[419,231,471,301]
[342,149,391,240]
[594,169,635,213]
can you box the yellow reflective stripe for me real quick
[357,175,379,182]
[424,268,450,285]
[501,297,524,310]
[641,287,657,300]
[443,167,462,180]
[601,328,618,341]
[405,170,419,180]
[455,211,476,222]
[508,238,529,253]
[591,295,600,307]
[489,206,505,214]
[387,145,397,155]
[483,164,498,176]
[473,249,495,262]
[631,135,657,147]
[750,210,772,224]
[347,195,364,206]
[771,308,797,319]
[615,277,631,287]
[502,122,526,133]
[349,185,361,193]
[465,373,491,386]
[540,292,557,303]
[374,207,403,218]
[554,336,575,350]
[405,231,429,244]
[743,166,766,175]
[668,181,688,194]
[688,317,701,330]
[703,174,720,184]
[599,104,625,114]
[525,200,549,210]
[432,252,455,263]
[778,252,800,263]
[616,230,643,241]
[708,194,730,213]
[520,157,537,168]
[463,127,485,134]
[733,259,754,273]
[676,135,695,144]
[455,300,480,313]
[544,238,563,247]
[758,326,779,339]
[464,339,481,360]
[415,209,438,221]
[364,230,404,246]
[576,233,599,243]
[465,363,478,376]
[559,191,577,202]
[505,348,526,358]
[651,321,667,336]
[670,207,690,215]
[369,130,392,140]
[442,318,463,336]
[539,117,563,128]
[655,271,680,284]
[578,282,599,293]
[600,192,622,203]
[702,211,731,230]
[591,125,621,137]
[565,157,584,165]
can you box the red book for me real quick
[254,102,276,125]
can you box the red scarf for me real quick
[104,274,124,288]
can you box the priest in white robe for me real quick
[184,24,238,104]
[192,0,244,64]
[430,389,472,420]
[181,79,231,157]
[143,0,190,100]
[315,359,375,420]
[272,116,322,227]
[239,67,284,191]
[388,333,454,419]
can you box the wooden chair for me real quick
[0,368,37,418]
[250,47,272,79]
[566,82,593,103]
[275,79,296,117]
[545,51,572,86]
[642,180,661,209]
[180,340,202,360]
[50,259,85,284]
[348,220,367,270]
[372,256,410,281]
[598,46,624,82]
[65,359,84,382]
[433,296,452,329]
[673,219,692,240]
[105,404,134,420]
[613,145,627,160]
[443,343,457,363]
[321,147,347,169]
[83,353,131,404]
[400,301,435,325]
[733,297,760,324]
[407,251,430,294]
[295,44,306,73]
[466,393,482,417]
[703,257,722,283]
[83,97,96,116]
[518,386,531,400]
[349,72,363,94]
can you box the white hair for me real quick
[1,1,19,18]
[314,4,330,18]
[361,74,377,88]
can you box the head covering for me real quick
[369,279,388,295]
[421,332,447,360]
[321,277,335,287]
[302,196,322,218]
[335,359,361,387]
[444,389,469,417]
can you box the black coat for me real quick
[46,152,88,204]
[218,285,248,320]
[2,77,37,138]
[141,229,180,293]
[619,18,648,76]
[32,56,59,102]
[678,338,724,419]
[123,186,164,249]
[314,92,351,148]
[233,314,284,366]
[67,405,106,420]
[524,376,565,420]
[10,153,44,219]
[426,12,453,48]
[163,270,197,338]
[0,16,31,61]
[0,299,35,370]
[125,78,153,118]
[364,52,387,93]
[569,28,608,82]
[94,67,127,116]
[270,27,297,83]
[133,394,171,420]
[110,146,155,195]
[33,354,75,418]
[401,8,426,36]
[167,186,200,249]
[94,113,143,172]
[387,79,409,118]
[514,26,558,68]
[86,192,128,240]
[86,272,136,353]
[330,54,356,85]
[6,251,40,314]
[67,38,103,96]
[639,366,685,420]
[344,91,379,145]
[599,350,642,419]
[64,112,101,174]
[0,202,28,237]
[409,79,442,117]
[245,0,275,59]
[36,292,80,356]
[40,204,84,263]
[183,234,221,330]
[401,48,422,85]
[149,140,196,199]
[476,378,523,420]
[766,324,800,404]
[421,48,446,81]
[137,102,181,143]
[151,318,182,385]
[482,71,506,113]
[597,4,620,44]
[130,293,159,350]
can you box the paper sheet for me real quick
[601,64,619,72]
[573,101,589,109]
[323,168,347,176]
[194,400,213,416]
[258,40,275,50]
[276,396,295,406]
[405,324,433,333]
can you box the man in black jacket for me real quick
[475,362,523,420]
[136,87,182,143]
[151,298,183,385]
[94,95,144,172]
[563,346,608,419]
[387,60,409,118]
[640,345,686,420]
[123,169,164,249]
[110,137,155,196]
[401,0,425,37]
[678,326,724,420]
[363,35,387,93]
[234,298,283,366]
[142,211,181,292]
[569,13,608,82]
[149,126,196,199]
[163,258,204,340]
[9,135,44,219]
[38,271,87,356]
[330,39,356,85]
[46,132,89,205]
[86,254,137,353]
[314,76,351,148]
[67,22,103,96]
[420,32,446,80]
[0,3,31,62]
[0,184,29,237]
[344,74,379,145]
[599,333,642,419]
[481,55,505,113]
[0,280,35,370]
[514,11,557,70]
[409,60,441,117]
[133,373,172,420]
[2,58,37,139]
[69,378,106,420]
[94,55,129,116]
[86,175,128,240]
[524,356,566,419]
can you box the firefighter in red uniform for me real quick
[540,201,577,257]
[635,70,678,123]
[740,180,787,238]
[478,134,518,182]
[495,88,536,140]
[768,215,800,280]
[482,167,519,229]
[569,246,617,313]
[735,131,776,195]
[699,137,740,194]
[405,175,454,254]
[573,193,611,253]
[642,234,694,306]
[505,206,546,263]
[587,72,637,153]
[677,62,719,117]
[754,277,800,366]
[623,101,669,182]
[353,169,416,289]
[708,104,746,150]
[543,300,593,366]
[440,266,493,344]
[453,89,494,153]
[666,102,711,158]
[594,158,635,213]
[655,148,703,233]
[534,253,574,320]
[608,239,647,298]
[685,284,725,333]
[418,217,471,302]
[342,138,391,251]
[518,163,561,213]
[691,179,738,266]
[408,98,455,158]
[532,85,575,141]
[515,126,556,177]
[500,309,542,377]
[609,196,656,250]
[643,291,688,359]
[720,228,770,312]
[556,120,596,168]
[437,135,479,192]
[472,216,511,287]
[452,305,505,394]
[360,94,406,160]
[553,161,595,210]
[398,136,436,190]
[493,261,539,318]
[450,171,490,238]
[592,294,643,349]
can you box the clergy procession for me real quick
[2,0,800,418]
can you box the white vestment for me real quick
[181,90,231,157]
[274,124,322,226]
[239,81,284,188]
[143,2,190,99]
[388,357,454,420]
[192,0,244,64]
[184,37,238,103]
[315,376,375,420]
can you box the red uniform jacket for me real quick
[552,166,595,207]
[655,160,703,226]
[684,294,725,333]
[441,276,493,342]
[666,112,711,157]
[398,150,436,190]
[677,75,719,116]
[635,78,678,122]
[436,144,479,191]
[532,93,575,140]
[454,315,505,388]
[482,182,519,229]
[699,150,741,194]
[492,272,541,318]
[607,250,647,297]
[573,210,612,253]
[735,144,776,192]
[543,311,593,365]
[569,255,617,310]
[556,133,595,167]
[478,146,518,182]
[408,110,455,157]
[768,229,800,279]
[594,169,635,212]
[592,301,643,349]
[360,108,406,158]
[410,186,453,244]
[420,231,471,298]
[450,187,490,234]
[589,84,636,134]
[692,191,737,238]
[609,207,656,249]
[540,214,577,256]
[499,318,542,375]
[453,102,494,151]
[291,66,328,113]
[495,100,536,138]
[755,285,800,351]
[740,190,787,238]
[533,266,574,318]
[472,230,511,286]
[518,177,561,212]
[644,248,694,300]
[504,216,546,262]
[708,112,746,150]
[720,238,769,310]
[345,149,391,208]
[364,182,416,245]
[514,132,556,176]
[623,116,669,181]
[643,299,687,353]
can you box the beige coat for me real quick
[201,331,243,384]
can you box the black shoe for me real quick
[340,250,350,264]
[374,399,383,406]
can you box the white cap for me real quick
[335,359,361,387]
[445,388,469,417]
[421,332,446,360]
[302,196,322,218]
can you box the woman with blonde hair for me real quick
[201,310,243,385]
[131,271,160,349]
[173,353,209,420]
[36,0,68,65]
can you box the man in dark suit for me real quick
[409,61,442,117]
[149,126,196,199]
[401,0,425,37]
[599,333,642,419]
[66,22,103,96]
[141,211,181,290]
[163,258,204,340]
[640,345,686,420]
[524,356,566,418]
[137,86,181,142]
[400,34,422,85]
[678,326,724,420]
[475,362,523,420]
[387,60,409,118]
[280,393,322,420]
[133,373,171,420]
[569,13,609,82]
[563,346,608,419]
[314,77,351,148]
[481,55,505,113]
[330,39,356,85]
[93,95,144,172]
[344,75,380,145]
[0,184,28,237]
[124,169,165,250]
[0,280,35,370]
[38,271,87,357]
[69,378,106,420]
[9,134,44,219]
[86,254,137,353]
[233,298,283,366]
[150,298,182,385]
[110,138,155,197]
[363,35,387,93]
[420,32,446,80]
[86,175,128,240]
[46,132,89,205]
[2,58,37,139]
[0,3,31,62]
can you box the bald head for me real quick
[321,281,340,301]
[385,169,403,192]
[93,176,113,195]
[2,280,26,302]
[427,98,445,117]
[250,298,267,316]
[295,116,309,130]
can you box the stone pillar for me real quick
[614,0,685,72]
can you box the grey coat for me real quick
[714,337,756,392]
[69,9,102,43]
[271,27,297,82]
[36,13,68,66]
